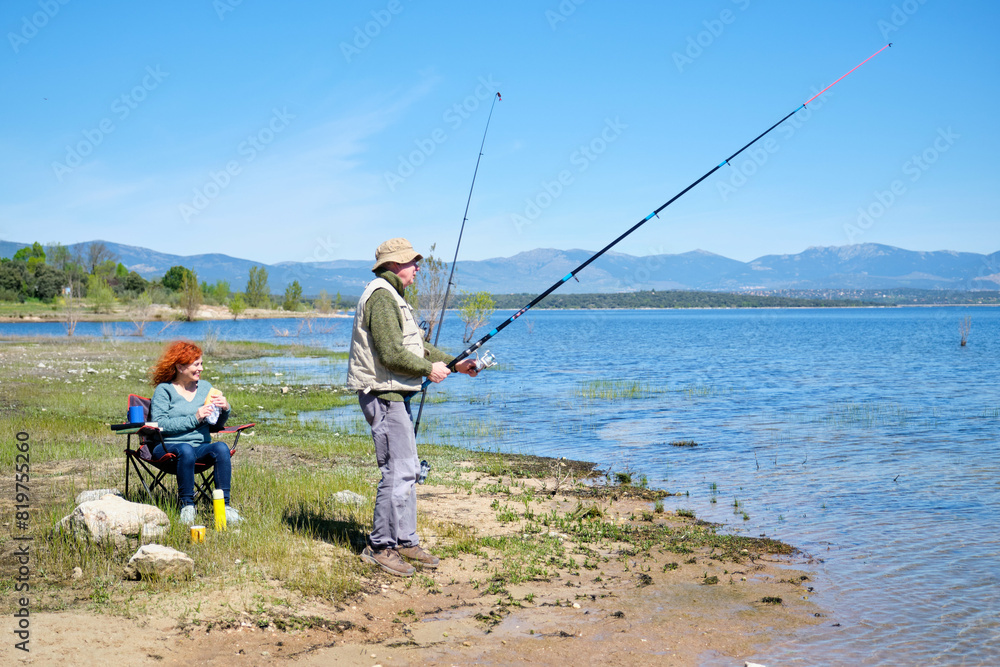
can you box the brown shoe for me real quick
[397,544,440,569]
[360,546,415,577]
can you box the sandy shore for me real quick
[4,466,821,667]
[0,337,823,666]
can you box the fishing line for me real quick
[413,92,501,435]
[424,44,892,385]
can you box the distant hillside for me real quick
[732,245,999,290]
[2,240,998,295]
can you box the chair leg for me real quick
[124,450,228,509]
[193,469,216,505]
[127,456,156,503]
[151,470,171,497]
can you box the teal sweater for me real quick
[365,270,453,401]
[151,381,230,447]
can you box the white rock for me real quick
[58,495,170,548]
[74,488,123,505]
[123,544,194,580]
[331,490,366,507]
[745,662,768,667]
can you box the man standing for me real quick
[347,238,479,576]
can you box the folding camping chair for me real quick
[112,394,254,505]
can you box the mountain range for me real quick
[2,240,998,295]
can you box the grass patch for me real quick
[0,336,505,615]
[478,533,567,584]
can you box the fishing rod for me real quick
[413,91,501,436]
[422,43,892,386]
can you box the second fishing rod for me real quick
[412,92,501,436]
[420,43,892,387]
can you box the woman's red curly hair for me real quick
[150,340,202,386]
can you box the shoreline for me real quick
[0,303,353,324]
[1,301,997,325]
[10,468,822,666]
[0,336,821,665]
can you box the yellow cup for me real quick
[190,525,206,543]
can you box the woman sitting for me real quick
[150,340,241,526]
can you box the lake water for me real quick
[4,307,998,665]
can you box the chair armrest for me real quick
[110,424,162,433]
[213,422,255,435]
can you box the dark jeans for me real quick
[152,441,231,507]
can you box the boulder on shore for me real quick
[331,490,366,507]
[58,494,169,548]
[74,488,123,504]
[124,544,194,580]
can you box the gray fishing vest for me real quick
[347,277,425,393]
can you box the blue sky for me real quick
[2,1,996,265]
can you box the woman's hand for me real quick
[196,404,215,421]
[209,393,229,411]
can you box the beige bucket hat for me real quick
[373,238,423,271]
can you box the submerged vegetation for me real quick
[575,379,661,400]
[574,379,732,402]
[825,401,916,428]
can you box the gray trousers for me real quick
[359,392,420,550]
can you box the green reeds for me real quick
[575,379,660,400]
[826,401,912,428]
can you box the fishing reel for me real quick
[473,350,497,372]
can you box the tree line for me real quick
[0,241,347,321]
[20,241,987,330]
[0,241,144,305]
